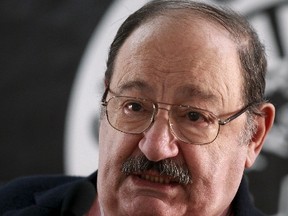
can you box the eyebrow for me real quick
[176,85,219,102]
[115,80,153,95]
[114,80,220,105]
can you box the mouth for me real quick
[135,173,179,185]
[121,156,192,185]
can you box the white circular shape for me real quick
[64,0,149,175]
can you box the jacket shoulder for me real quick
[0,175,82,215]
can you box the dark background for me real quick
[0,0,287,215]
[0,0,112,178]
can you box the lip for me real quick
[139,174,175,184]
[123,172,187,206]
[129,173,180,190]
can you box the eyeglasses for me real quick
[101,91,256,145]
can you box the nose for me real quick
[138,109,179,162]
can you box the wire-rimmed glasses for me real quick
[101,92,256,145]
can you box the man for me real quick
[0,0,275,215]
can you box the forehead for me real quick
[110,15,243,108]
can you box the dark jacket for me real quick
[0,172,266,216]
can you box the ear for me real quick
[245,103,275,168]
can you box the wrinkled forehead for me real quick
[109,14,244,108]
[111,11,241,70]
[134,8,241,46]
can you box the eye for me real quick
[121,99,151,115]
[185,109,215,126]
[177,106,214,125]
[126,102,143,112]
[174,106,210,123]
[188,111,202,122]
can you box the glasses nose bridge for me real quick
[151,102,182,144]
[154,101,172,115]
[152,102,174,128]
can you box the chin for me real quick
[119,196,184,216]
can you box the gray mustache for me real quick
[121,155,192,185]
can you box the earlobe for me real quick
[245,103,275,168]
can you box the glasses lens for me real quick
[169,105,219,144]
[106,96,155,133]
[105,96,220,145]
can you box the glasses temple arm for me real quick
[218,103,254,125]
[101,87,110,104]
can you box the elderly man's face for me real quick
[97,16,256,216]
